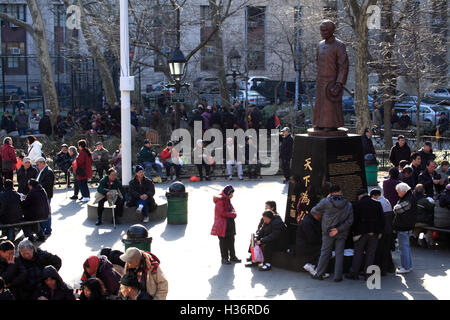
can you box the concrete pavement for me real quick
[30,176,450,300]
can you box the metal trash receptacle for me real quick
[122,224,152,251]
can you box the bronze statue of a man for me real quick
[311,20,349,134]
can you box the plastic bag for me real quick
[155,157,163,168]
[251,244,264,263]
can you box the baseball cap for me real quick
[135,165,144,173]
[281,127,290,132]
[119,247,142,263]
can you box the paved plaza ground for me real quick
[33,177,450,300]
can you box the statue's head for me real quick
[320,20,336,40]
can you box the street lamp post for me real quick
[168,47,187,94]
[120,0,134,187]
[227,47,241,101]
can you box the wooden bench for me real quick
[0,219,48,241]
[86,195,168,224]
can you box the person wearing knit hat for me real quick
[127,165,156,223]
[210,185,240,264]
[119,272,152,300]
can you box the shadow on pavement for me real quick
[207,264,236,300]
[160,223,187,241]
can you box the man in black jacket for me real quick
[0,240,27,300]
[361,128,376,156]
[410,152,422,186]
[418,141,436,172]
[389,135,411,167]
[36,157,55,236]
[21,179,50,242]
[393,183,417,274]
[16,157,37,195]
[17,239,61,299]
[255,211,289,271]
[127,166,157,223]
[53,144,72,188]
[0,180,23,240]
[346,189,384,280]
[38,109,52,136]
[296,212,322,271]
[280,127,293,183]
[0,111,16,134]
[418,160,442,198]
[248,104,263,133]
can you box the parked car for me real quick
[341,95,374,114]
[393,95,420,115]
[145,81,175,95]
[405,104,450,126]
[193,77,220,93]
[234,90,269,109]
[425,88,450,102]
[239,76,270,90]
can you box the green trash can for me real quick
[365,156,379,186]
[122,224,152,252]
[166,182,188,224]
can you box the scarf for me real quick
[81,256,100,282]
[133,252,161,292]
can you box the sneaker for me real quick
[136,205,143,215]
[323,273,330,279]
[303,263,316,276]
[245,262,258,268]
[80,197,90,203]
[312,274,324,280]
[70,195,78,200]
[167,176,172,181]
[228,176,233,180]
[95,220,102,226]
[396,267,412,274]
[258,264,272,271]
[143,216,149,223]
[230,257,241,263]
[172,176,176,181]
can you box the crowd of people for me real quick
[0,239,168,300]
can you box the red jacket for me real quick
[75,148,93,181]
[0,143,17,172]
[211,192,237,237]
[160,147,179,164]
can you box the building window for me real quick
[0,4,26,25]
[246,6,265,71]
[54,4,65,28]
[200,5,216,71]
[1,42,26,75]
[153,5,177,72]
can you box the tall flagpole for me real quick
[120,0,134,186]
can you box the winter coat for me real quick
[418,170,440,198]
[160,147,180,165]
[310,195,353,240]
[32,266,75,300]
[93,147,110,166]
[138,146,157,163]
[0,189,22,224]
[438,117,449,133]
[382,177,401,208]
[82,255,121,296]
[14,113,28,130]
[29,114,40,131]
[201,111,212,130]
[75,149,93,181]
[411,164,422,186]
[280,134,294,161]
[435,166,449,185]
[27,141,42,165]
[0,143,17,172]
[257,215,289,247]
[211,192,237,238]
[296,213,322,246]
[401,175,416,190]
[38,115,52,136]
[123,251,168,300]
[22,184,50,221]
[249,108,263,129]
[351,195,385,236]
[393,190,417,232]
[361,134,376,155]
[19,248,62,293]
[221,111,235,130]
[1,116,16,133]
[37,166,55,199]
[233,106,247,129]
[0,256,26,289]
[53,151,72,172]
[16,165,38,194]
[389,142,411,167]
[97,176,124,196]
[128,176,156,209]
[418,147,436,171]
[415,193,435,225]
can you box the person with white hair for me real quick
[392,182,417,274]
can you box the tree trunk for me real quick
[78,1,118,107]
[28,0,59,119]
[354,18,371,134]
[211,1,231,109]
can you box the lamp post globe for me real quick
[228,47,241,73]
[168,47,187,82]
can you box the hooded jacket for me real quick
[310,195,353,240]
[211,192,237,238]
[27,140,42,165]
[32,266,74,300]
[81,255,121,296]
[389,142,411,167]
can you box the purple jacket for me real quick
[383,178,400,208]
[202,112,212,130]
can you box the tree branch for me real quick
[0,12,34,34]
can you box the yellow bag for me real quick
[153,176,162,184]
[436,129,440,139]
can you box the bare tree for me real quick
[0,0,59,117]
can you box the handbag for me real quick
[251,244,264,263]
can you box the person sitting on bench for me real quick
[412,184,435,248]
[127,165,157,223]
[0,180,23,240]
[21,179,50,242]
[296,212,322,275]
[95,168,125,226]
[254,211,289,272]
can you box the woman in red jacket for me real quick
[0,137,17,182]
[160,141,182,181]
[75,140,93,203]
[211,185,241,264]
